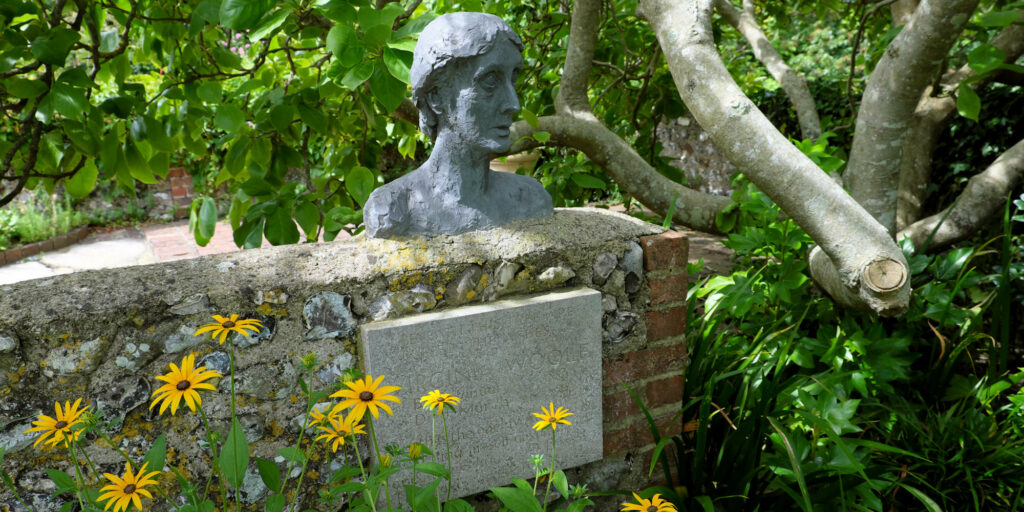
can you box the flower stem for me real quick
[67,440,88,512]
[442,411,453,501]
[352,438,377,512]
[542,429,557,512]
[285,366,316,512]
[197,402,228,505]
[227,340,241,509]
[366,416,391,509]
[1,466,37,512]
[431,414,437,463]
[78,441,102,484]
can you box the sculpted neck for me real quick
[427,131,494,201]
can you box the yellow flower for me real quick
[380,454,392,468]
[98,461,161,512]
[308,406,329,427]
[420,390,461,415]
[24,398,89,448]
[330,375,401,421]
[315,414,366,453]
[150,353,221,415]
[621,493,676,512]
[409,442,424,460]
[193,314,263,344]
[532,402,573,431]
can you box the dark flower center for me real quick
[124,484,136,494]
[177,380,191,391]
[54,420,68,429]
[359,391,373,402]
[221,321,236,328]
[647,506,658,512]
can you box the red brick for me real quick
[645,374,683,409]
[603,389,641,422]
[603,343,686,387]
[167,167,188,178]
[640,231,689,271]
[0,251,7,265]
[5,247,21,262]
[40,239,55,252]
[648,273,688,306]
[171,186,190,197]
[647,306,686,341]
[604,414,682,457]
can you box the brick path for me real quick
[143,220,253,262]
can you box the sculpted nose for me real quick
[500,81,519,117]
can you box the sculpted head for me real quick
[410,13,524,153]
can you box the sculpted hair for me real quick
[410,12,523,139]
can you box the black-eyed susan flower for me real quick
[193,314,263,344]
[330,375,401,421]
[308,405,330,427]
[315,414,366,453]
[98,461,161,512]
[419,390,461,415]
[621,492,677,512]
[409,442,424,460]
[532,402,573,431]
[24,398,89,448]
[150,353,221,415]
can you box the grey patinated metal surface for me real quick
[361,288,603,499]
[363,12,553,238]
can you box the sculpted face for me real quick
[431,38,523,154]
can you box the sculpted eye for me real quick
[479,71,500,90]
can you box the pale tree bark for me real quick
[896,23,1024,230]
[891,0,919,26]
[555,0,601,121]
[844,0,979,235]
[637,0,911,315]
[899,138,1024,250]
[713,0,822,140]
[509,117,732,232]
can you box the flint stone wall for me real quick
[0,208,687,511]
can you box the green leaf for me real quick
[142,434,168,474]
[298,104,328,134]
[325,206,361,231]
[956,83,980,121]
[125,141,157,184]
[345,166,375,206]
[190,199,212,247]
[45,468,77,494]
[49,83,89,122]
[241,177,275,197]
[327,23,354,56]
[220,0,274,30]
[270,104,296,133]
[199,197,218,240]
[369,67,406,113]
[489,486,543,512]
[234,217,265,248]
[521,108,539,129]
[358,3,403,49]
[899,484,942,512]
[256,458,282,493]
[265,493,286,512]
[332,480,366,493]
[533,131,551,143]
[219,418,251,488]
[551,470,569,499]
[224,135,251,176]
[382,47,413,84]
[571,172,605,190]
[57,68,99,89]
[31,27,79,65]
[215,104,246,133]
[64,121,99,154]
[340,61,374,90]
[265,206,300,245]
[66,157,98,198]
[978,10,1022,28]
[99,96,134,118]
[3,78,47,98]
[197,82,223,103]
[294,200,320,237]
[967,44,1005,75]
[411,462,450,479]
[249,8,291,41]
[444,499,474,512]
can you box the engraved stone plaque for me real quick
[360,287,603,499]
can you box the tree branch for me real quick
[843,0,979,234]
[899,137,1024,251]
[891,0,919,25]
[638,0,911,315]
[714,0,822,139]
[555,0,601,120]
[507,116,731,232]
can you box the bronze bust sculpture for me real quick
[363,12,554,238]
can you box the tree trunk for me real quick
[555,0,601,121]
[637,0,911,315]
[898,138,1024,251]
[844,0,978,235]
[714,0,822,140]
[891,0,919,25]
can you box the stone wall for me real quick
[0,208,688,511]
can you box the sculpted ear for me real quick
[426,88,444,116]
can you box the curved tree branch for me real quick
[714,0,822,140]
[899,138,1024,251]
[896,21,1024,229]
[555,0,602,120]
[637,0,911,315]
[891,0,919,26]
[843,0,979,234]
[508,116,731,232]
